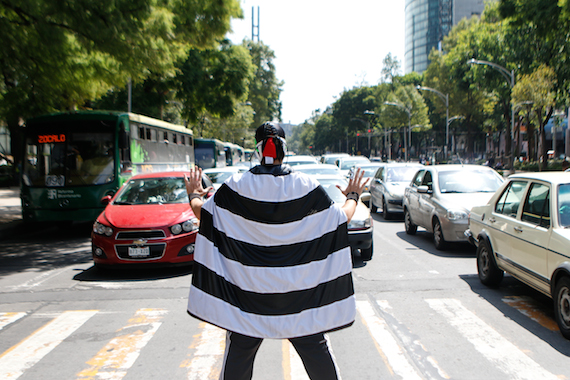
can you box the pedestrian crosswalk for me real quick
[0,296,566,380]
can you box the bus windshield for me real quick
[23,122,115,187]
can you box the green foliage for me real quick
[380,53,402,83]
[242,40,283,127]
[1,0,242,171]
[0,0,242,118]
[176,40,255,123]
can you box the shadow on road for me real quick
[459,273,570,356]
[73,264,193,282]
[0,221,193,282]
[371,212,476,258]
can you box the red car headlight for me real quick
[171,218,199,235]
[93,221,113,237]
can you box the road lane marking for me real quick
[426,298,559,380]
[181,322,225,380]
[282,341,310,380]
[356,300,422,380]
[76,308,167,380]
[0,310,98,380]
[0,312,27,331]
[502,296,559,332]
[376,300,449,380]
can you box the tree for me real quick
[422,16,491,159]
[0,0,242,179]
[242,40,283,127]
[380,85,431,158]
[498,0,570,164]
[380,53,402,84]
[512,65,556,170]
[176,40,255,125]
[198,103,255,146]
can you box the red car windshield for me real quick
[114,177,188,205]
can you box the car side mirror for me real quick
[100,195,113,205]
[360,193,371,203]
[417,185,431,194]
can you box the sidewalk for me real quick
[0,186,24,240]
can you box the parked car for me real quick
[320,153,350,165]
[369,163,424,219]
[284,155,319,166]
[294,164,342,176]
[91,171,213,269]
[336,156,371,177]
[466,172,570,339]
[203,166,247,191]
[403,164,504,250]
[314,175,374,261]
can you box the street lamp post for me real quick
[365,110,391,160]
[447,116,464,154]
[468,58,515,172]
[384,102,411,161]
[351,118,368,154]
[417,86,449,158]
[514,101,533,161]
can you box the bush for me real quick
[513,159,567,172]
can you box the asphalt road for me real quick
[0,215,569,380]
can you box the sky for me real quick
[228,0,406,125]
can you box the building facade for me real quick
[405,0,486,74]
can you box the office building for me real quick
[405,0,487,74]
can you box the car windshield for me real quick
[438,169,503,193]
[358,166,383,176]
[114,177,188,205]
[296,167,340,175]
[558,184,570,228]
[340,159,369,170]
[315,178,348,203]
[385,166,420,182]
[205,171,236,184]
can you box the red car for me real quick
[91,171,212,269]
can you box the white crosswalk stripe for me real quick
[183,322,226,380]
[0,298,565,379]
[76,308,167,380]
[0,310,98,380]
[0,312,27,331]
[426,298,559,380]
[357,300,423,380]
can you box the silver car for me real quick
[369,163,424,219]
[403,165,504,250]
[314,175,374,261]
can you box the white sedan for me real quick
[466,172,570,339]
[203,167,247,191]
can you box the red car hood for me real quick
[102,203,195,229]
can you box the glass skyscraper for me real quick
[405,0,487,74]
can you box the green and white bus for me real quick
[194,138,227,169]
[21,111,194,222]
[223,142,245,166]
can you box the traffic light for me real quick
[357,133,360,136]
[368,129,371,133]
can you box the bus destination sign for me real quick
[38,134,66,143]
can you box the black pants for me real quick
[219,331,341,380]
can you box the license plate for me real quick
[128,246,150,257]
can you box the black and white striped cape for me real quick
[187,164,355,339]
